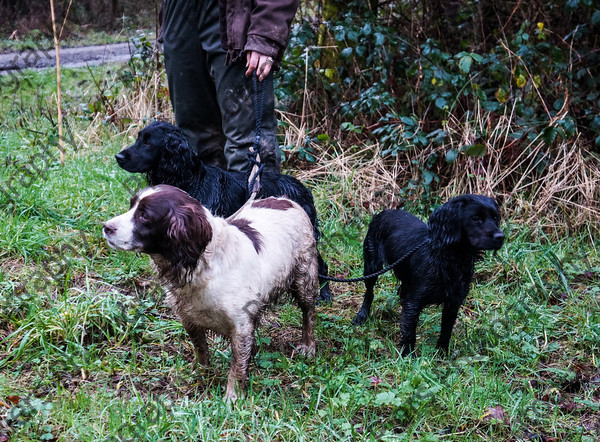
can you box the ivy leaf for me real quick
[341,47,353,58]
[422,169,437,185]
[458,55,473,74]
[400,116,415,126]
[516,74,527,88]
[334,29,346,42]
[445,149,459,162]
[461,144,487,156]
[470,53,483,62]
[495,87,508,103]
[435,97,448,109]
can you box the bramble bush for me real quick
[277,0,600,193]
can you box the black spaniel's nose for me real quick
[115,151,130,164]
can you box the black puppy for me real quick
[353,194,505,355]
[115,121,332,302]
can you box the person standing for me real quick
[160,0,299,174]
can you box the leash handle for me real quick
[318,239,428,283]
[247,72,266,195]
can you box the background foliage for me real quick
[282,1,598,161]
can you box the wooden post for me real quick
[50,0,64,165]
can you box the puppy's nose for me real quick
[103,222,116,236]
[493,231,505,242]
[115,151,129,163]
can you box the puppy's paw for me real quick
[352,312,368,326]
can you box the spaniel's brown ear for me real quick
[166,202,212,272]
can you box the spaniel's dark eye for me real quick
[137,209,149,223]
[472,215,482,222]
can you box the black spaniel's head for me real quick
[115,121,194,173]
[428,194,505,251]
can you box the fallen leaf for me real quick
[370,376,382,387]
[481,405,508,424]
[6,395,20,405]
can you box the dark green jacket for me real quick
[219,0,299,65]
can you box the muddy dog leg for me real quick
[225,329,255,401]
[185,325,210,367]
[291,259,318,356]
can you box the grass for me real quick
[0,66,599,441]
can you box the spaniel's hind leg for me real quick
[290,258,318,356]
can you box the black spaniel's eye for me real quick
[472,214,483,223]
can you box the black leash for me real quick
[318,239,428,283]
[247,72,266,195]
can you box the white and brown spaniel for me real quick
[103,185,318,400]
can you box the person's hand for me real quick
[245,50,274,81]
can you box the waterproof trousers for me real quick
[161,0,280,173]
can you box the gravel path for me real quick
[0,42,133,73]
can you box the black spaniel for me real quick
[353,194,505,355]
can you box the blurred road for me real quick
[0,42,132,74]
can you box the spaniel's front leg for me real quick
[224,329,255,401]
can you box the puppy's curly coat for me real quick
[353,194,505,356]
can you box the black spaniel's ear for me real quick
[428,197,465,247]
[161,124,193,156]
[159,124,196,177]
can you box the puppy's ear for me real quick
[428,198,464,247]
[165,202,213,272]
